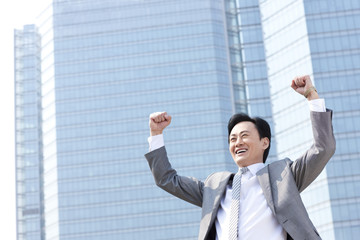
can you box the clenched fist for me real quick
[291,75,319,100]
[149,112,172,136]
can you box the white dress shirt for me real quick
[215,163,286,240]
[147,99,326,239]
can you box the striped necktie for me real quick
[229,167,249,240]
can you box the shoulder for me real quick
[204,171,232,186]
[268,158,291,167]
[267,158,292,173]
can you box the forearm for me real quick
[145,147,204,207]
[291,110,336,192]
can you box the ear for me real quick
[261,137,270,150]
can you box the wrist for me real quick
[304,86,319,101]
[150,130,163,136]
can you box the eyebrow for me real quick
[230,130,250,137]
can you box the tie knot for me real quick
[239,167,249,175]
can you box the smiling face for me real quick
[229,121,269,168]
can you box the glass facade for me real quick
[235,0,277,163]
[28,0,244,239]
[15,0,360,239]
[14,25,44,240]
[259,0,360,239]
[305,1,360,239]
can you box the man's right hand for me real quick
[149,112,172,136]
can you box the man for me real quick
[145,75,335,239]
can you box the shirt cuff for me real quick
[308,98,326,112]
[148,134,165,152]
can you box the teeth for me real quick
[236,150,246,154]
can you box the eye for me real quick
[230,138,236,142]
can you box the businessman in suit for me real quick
[145,75,336,239]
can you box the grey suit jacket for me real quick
[145,110,336,240]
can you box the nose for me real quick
[235,136,243,146]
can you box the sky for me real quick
[0,1,48,239]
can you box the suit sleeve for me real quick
[290,109,336,192]
[145,146,204,207]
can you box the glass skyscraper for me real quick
[15,0,359,239]
[15,25,44,240]
[234,0,277,162]
[259,0,360,239]
[15,0,254,239]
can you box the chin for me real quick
[234,159,247,167]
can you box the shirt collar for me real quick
[239,162,265,176]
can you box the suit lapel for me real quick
[200,172,232,239]
[256,165,276,215]
[201,168,279,239]
[209,172,232,223]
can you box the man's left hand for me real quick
[291,75,319,100]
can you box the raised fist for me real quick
[149,112,172,136]
[291,75,318,100]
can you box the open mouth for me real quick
[235,149,247,155]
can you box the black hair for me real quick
[227,113,271,163]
